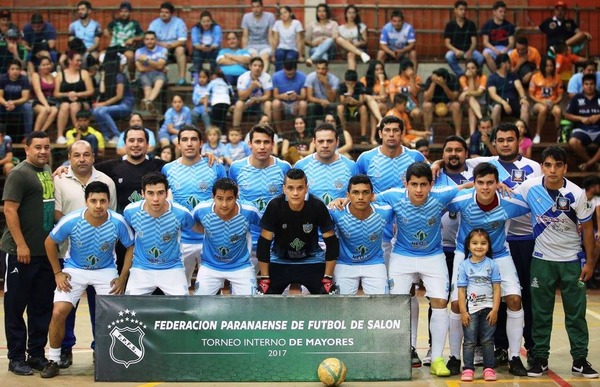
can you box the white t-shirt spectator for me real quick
[237,71,273,98]
[338,23,367,43]
[273,19,304,51]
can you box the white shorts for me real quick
[450,251,522,302]
[195,265,256,295]
[247,44,272,57]
[54,267,118,306]
[382,239,393,269]
[334,263,388,295]
[181,243,203,285]
[126,267,188,295]
[281,101,299,116]
[388,252,449,300]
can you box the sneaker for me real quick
[360,52,371,63]
[8,360,34,376]
[26,356,48,371]
[483,367,497,381]
[461,369,474,381]
[411,346,422,368]
[526,351,534,368]
[494,348,509,367]
[423,348,432,366]
[58,350,73,369]
[40,360,60,378]
[430,357,451,377]
[527,358,548,377]
[144,99,155,113]
[107,136,119,147]
[474,346,484,366]
[533,134,541,144]
[509,356,528,376]
[447,355,461,375]
[177,78,187,86]
[572,359,599,379]
[56,136,67,145]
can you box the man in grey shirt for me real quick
[241,0,275,72]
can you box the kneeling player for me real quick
[41,182,134,378]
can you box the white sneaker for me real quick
[360,52,371,63]
[533,134,541,144]
[107,136,119,146]
[56,136,67,145]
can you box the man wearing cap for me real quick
[22,13,58,67]
[105,2,143,82]
[0,10,19,42]
[538,2,592,54]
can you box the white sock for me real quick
[48,347,61,363]
[411,296,419,348]
[430,308,449,360]
[449,311,463,359]
[507,308,524,358]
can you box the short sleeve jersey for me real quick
[68,19,102,49]
[107,19,143,47]
[566,91,600,132]
[457,257,501,313]
[241,12,275,46]
[379,22,416,50]
[436,168,474,250]
[148,16,187,44]
[529,72,563,102]
[237,71,273,98]
[134,45,168,75]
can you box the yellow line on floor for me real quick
[137,383,163,387]
[587,308,600,321]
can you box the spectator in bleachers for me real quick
[323,113,353,158]
[564,73,600,171]
[338,5,369,71]
[158,94,192,150]
[23,13,58,73]
[224,127,251,166]
[387,93,431,148]
[0,123,14,175]
[115,113,156,156]
[529,56,564,144]
[157,144,174,162]
[272,60,307,134]
[459,59,487,136]
[415,138,430,160]
[242,0,275,72]
[31,56,58,133]
[376,10,417,69]
[192,68,211,129]
[0,59,33,139]
[509,36,541,87]
[305,3,370,68]
[65,109,104,156]
[202,126,228,163]
[444,1,484,77]
[271,6,304,72]
[481,1,515,73]
[361,60,389,145]
[337,69,368,146]
[516,119,533,159]
[66,1,102,64]
[388,59,423,129]
[468,116,496,157]
[423,67,462,137]
[306,59,339,130]
[0,28,28,75]
[567,59,600,98]
[54,51,95,144]
[148,2,188,85]
[0,10,19,42]
[190,10,222,78]
[487,54,529,129]
[537,1,592,55]
[554,42,586,82]
[135,31,167,113]
[105,2,143,82]
[217,32,251,86]
[93,49,134,145]
[281,116,314,164]
[202,68,232,134]
[233,57,273,130]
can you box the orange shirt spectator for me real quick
[556,52,585,81]
[528,72,563,103]
[360,76,389,95]
[459,74,488,94]
[509,46,541,70]
[388,74,422,106]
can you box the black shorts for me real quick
[268,262,325,294]
[167,45,189,62]
[491,99,521,118]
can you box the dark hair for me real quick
[283,59,298,71]
[540,56,556,78]
[315,59,329,67]
[378,115,404,132]
[250,56,264,67]
[415,139,430,149]
[495,53,510,67]
[516,36,529,46]
[129,112,144,123]
[541,145,567,164]
[65,50,83,66]
[478,116,493,128]
[492,1,506,10]
[391,10,404,20]
[124,125,150,142]
[77,1,92,10]
[443,135,468,152]
[197,68,211,83]
[198,10,218,31]
[406,162,432,182]
[100,47,122,101]
[515,119,532,139]
[472,162,499,182]
[492,121,519,141]
[249,123,275,142]
[464,228,493,258]
[554,42,569,54]
[454,0,468,8]
[583,175,600,190]
[344,69,358,82]
[7,58,22,70]
[279,6,295,20]
[285,168,307,184]
[144,30,157,38]
[177,124,202,142]
[393,93,408,105]
[364,60,388,92]
[314,122,338,138]
[582,59,598,71]
[399,58,414,73]
[160,2,175,13]
[251,0,263,5]
[344,5,363,42]
[141,171,169,192]
[464,58,482,76]
[316,3,331,21]
[582,73,597,85]
[25,130,49,146]
[348,174,373,192]
[76,110,91,120]
[85,181,110,201]
[212,177,238,196]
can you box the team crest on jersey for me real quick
[548,21,557,29]
[427,217,437,227]
[267,184,279,195]
[118,178,124,184]
[100,242,111,252]
[555,196,570,211]
[162,232,173,243]
[198,180,209,192]
[303,223,313,233]
[401,217,409,224]
[282,223,287,229]
[490,221,501,229]
[369,233,378,242]
[511,169,525,183]
[333,179,345,190]
[108,309,146,368]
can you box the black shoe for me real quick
[509,356,528,376]
[527,358,548,377]
[572,358,599,379]
[494,348,509,367]
[526,351,534,368]
[58,350,73,369]
[8,360,34,376]
[26,356,49,371]
[40,360,60,378]
[446,355,461,376]
[411,346,422,368]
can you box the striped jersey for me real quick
[436,168,474,251]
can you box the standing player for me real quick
[256,169,338,295]
[330,175,393,295]
[192,178,261,295]
[517,146,598,379]
[40,182,134,378]
[162,125,226,286]
[122,172,198,295]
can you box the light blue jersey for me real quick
[148,16,187,44]
[68,19,102,49]
[123,200,195,270]
[193,201,261,271]
[377,186,458,257]
[162,158,226,244]
[228,156,291,247]
[50,208,134,270]
[436,168,473,251]
[295,153,358,205]
[330,203,394,265]
[457,257,501,313]
[448,189,530,259]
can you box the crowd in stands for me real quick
[0,0,598,171]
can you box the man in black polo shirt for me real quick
[443,1,483,76]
